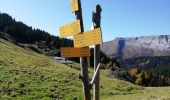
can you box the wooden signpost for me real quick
[93,5,102,100]
[60,20,81,38]
[61,47,90,58]
[73,28,102,47]
[59,0,102,100]
[59,0,91,99]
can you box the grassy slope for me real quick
[0,38,170,100]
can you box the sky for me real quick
[0,0,170,42]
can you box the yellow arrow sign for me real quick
[71,0,79,12]
[60,20,81,38]
[61,47,90,58]
[73,28,102,47]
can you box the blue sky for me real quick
[0,0,170,42]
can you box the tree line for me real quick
[120,56,170,69]
[129,67,170,86]
[0,12,73,48]
[105,56,170,86]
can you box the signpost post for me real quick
[93,5,102,100]
[72,0,91,99]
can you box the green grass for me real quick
[0,38,83,100]
[105,87,170,100]
[1,38,170,100]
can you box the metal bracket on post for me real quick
[90,63,101,85]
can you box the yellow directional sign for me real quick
[60,20,81,38]
[71,0,79,12]
[73,28,102,47]
[61,47,90,58]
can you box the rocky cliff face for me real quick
[101,35,170,58]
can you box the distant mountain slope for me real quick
[101,35,170,58]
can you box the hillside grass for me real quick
[1,38,170,100]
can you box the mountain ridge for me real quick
[101,35,170,58]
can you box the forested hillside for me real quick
[116,56,170,86]
[121,56,170,69]
[0,12,73,48]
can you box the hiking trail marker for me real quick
[71,0,79,12]
[74,28,102,47]
[60,20,81,38]
[61,47,90,58]
[59,0,102,100]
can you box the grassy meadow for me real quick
[1,38,170,100]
